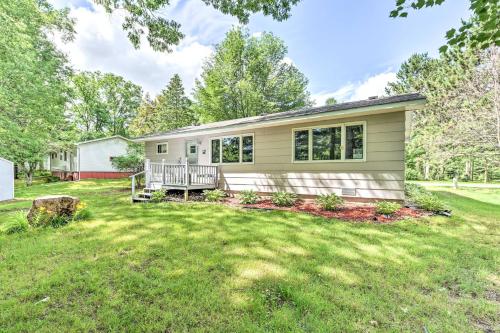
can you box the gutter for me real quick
[133,99,426,142]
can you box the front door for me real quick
[186,140,198,164]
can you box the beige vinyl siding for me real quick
[144,111,406,200]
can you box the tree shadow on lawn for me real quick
[1,192,499,332]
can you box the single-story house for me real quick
[49,135,133,180]
[48,148,77,179]
[75,135,133,179]
[133,93,426,201]
[0,157,14,201]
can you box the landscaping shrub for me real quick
[3,211,29,234]
[150,191,166,203]
[31,207,71,228]
[405,168,421,181]
[203,189,226,202]
[413,194,445,212]
[73,202,92,221]
[45,175,60,183]
[316,193,344,211]
[237,190,260,204]
[405,183,445,212]
[30,201,91,228]
[404,183,426,197]
[271,191,297,207]
[375,201,401,215]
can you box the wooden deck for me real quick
[131,160,219,201]
[148,161,218,190]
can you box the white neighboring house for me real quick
[48,136,133,180]
[75,135,133,180]
[0,157,14,201]
[48,148,77,177]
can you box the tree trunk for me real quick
[25,170,33,186]
[484,160,489,183]
[465,159,472,181]
[423,162,430,181]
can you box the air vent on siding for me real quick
[341,188,356,196]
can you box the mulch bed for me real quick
[225,198,426,223]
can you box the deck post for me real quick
[215,166,219,188]
[145,159,151,188]
[184,159,189,201]
[162,158,166,185]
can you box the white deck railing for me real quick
[145,159,218,188]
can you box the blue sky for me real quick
[50,0,471,104]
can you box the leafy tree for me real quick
[101,73,143,136]
[70,71,108,138]
[193,27,311,122]
[385,53,438,94]
[131,74,195,135]
[92,0,301,52]
[69,71,142,140]
[111,143,145,187]
[391,0,499,52]
[387,46,499,182]
[130,94,159,136]
[0,0,73,185]
[325,97,337,105]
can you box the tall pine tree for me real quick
[131,74,196,135]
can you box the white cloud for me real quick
[312,71,397,106]
[49,0,237,96]
[282,57,294,66]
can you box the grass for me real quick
[0,180,498,332]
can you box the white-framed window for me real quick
[157,142,168,155]
[292,121,366,163]
[210,133,254,164]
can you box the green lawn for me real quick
[0,180,498,332]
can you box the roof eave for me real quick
[133,98,425,142]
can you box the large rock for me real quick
[27,195,80,223]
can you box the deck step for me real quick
[132,197,151,203]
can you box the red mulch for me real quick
[226,198,425,223]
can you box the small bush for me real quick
[237,190,260,204]
[271,191,297,207]
[405,183,445,212]
[316,193,344,211]
[375,201,401,215]
[404,183,425,198]
[405,168,421,181]
[3,212,29,234]
[31,208,71,228]
[150,191,166,203]
[413,193,444,212]
[45,175,60,183]
[29,201,91,228]
[73,202,91,221]
[203,189,226,202]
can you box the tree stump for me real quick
[27,195,80,223]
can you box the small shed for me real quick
[0,157,14,201]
